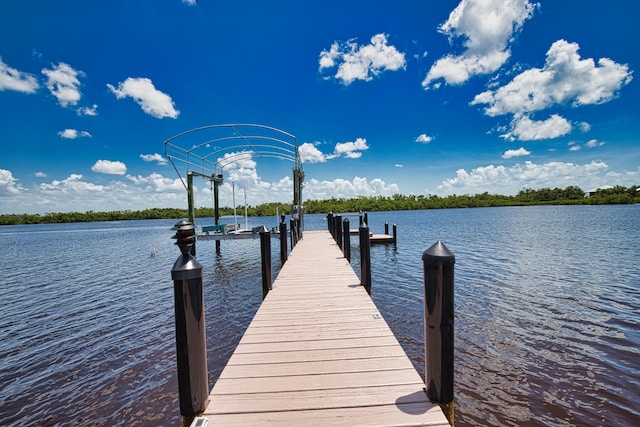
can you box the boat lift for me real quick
[163,124,304,235]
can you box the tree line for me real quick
[1,185,638,225]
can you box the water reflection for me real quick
[365,206,640,426]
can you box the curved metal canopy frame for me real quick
[164,123,301,180]
[163,124,305,223]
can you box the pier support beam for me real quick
[187,172,195,225]
[214,180,220,253]
[186,173,196,257]
[293,167,304,207]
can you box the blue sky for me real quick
[1,0,638,214]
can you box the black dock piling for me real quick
[335,214,342,250]
[170,220,209,418]
[290,218,296,248]
[393,224,397,247]
[422,241,455,405]
[359,222,372,295]
[260,229,272,299]
[343,217,351,262]
[279,215,288,265]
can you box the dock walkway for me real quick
[202,230,449,426]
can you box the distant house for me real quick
[586,186,613,198]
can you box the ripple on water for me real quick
[1,209,639,426]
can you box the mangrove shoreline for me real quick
[2,185,638,225]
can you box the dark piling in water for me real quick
[279,215,288,265]
[260,229,272,299]
[170,220,209,419]
[422,241,455,409]
[343,217,351,262]
[359,222,371,295]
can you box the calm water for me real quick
[0,205,638,426]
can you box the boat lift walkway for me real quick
[201,230,450,426]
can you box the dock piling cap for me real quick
[172,220,196,254]
[422,241,455,263]
[171,219,194,232]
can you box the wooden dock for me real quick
[201,230,449,426]
[347,229,396,245]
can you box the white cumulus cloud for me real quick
[578,122,591,133]
[469,39,633,142]
[319,33,406,85]
[39,174,105,193]
[299,142,327,163]
[0,57,39,93]
[332,138,369,159]
[471,39,633,117]
[569,139,605,152]
[217,150,257,170]
[41,62,84,107]
[305,176,399,200]
[77,104,98,116]
[0,168,25,195]
[502,114,572,141]
[416,134,433,144]
[92,160,127,175]
[436,160,610,195]
[300,138,370,162]
[502,147,531,159]
[140,153,168,165]
[58,129,92,139]
[126,173,183,192]
[423,0,538,89]
[585,139,605,148]
[107,77,179,119]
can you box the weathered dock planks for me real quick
[202,230,449,426]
